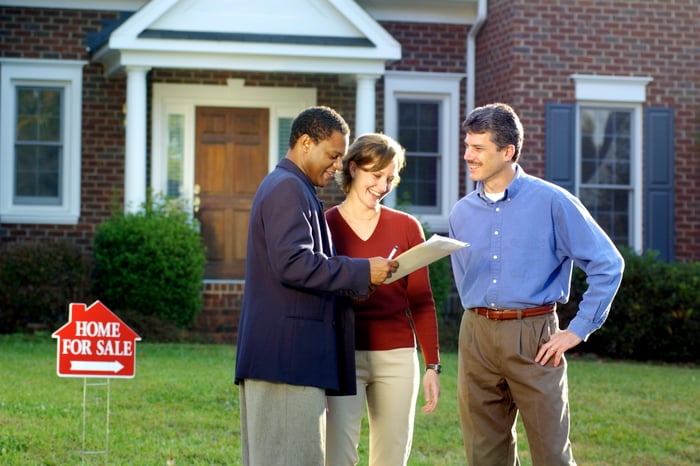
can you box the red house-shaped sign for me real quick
[52,300,141,378]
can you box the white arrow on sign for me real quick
[70,360,124,373]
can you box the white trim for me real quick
[571,74,653,103]
[383,71,465,233]
[94,0,401,77]
[0,59,86,225]
[151,80,316,205]
[0,0,146,9]
[358,0,479,24]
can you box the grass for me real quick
[1,334,698,465]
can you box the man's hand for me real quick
[422,369,440,413]
[535,329,582,367]
[368,257,399,285]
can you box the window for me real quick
[0,59,85,224]
[396,101,441,213]
[277,117,293,161]
[547,76,674,260]
[383,72,463,233]
[166,114,185,197]
[578,107,634,245]
[15,86,64,205]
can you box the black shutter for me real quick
[643,107,675,262]
[544,103,576,193]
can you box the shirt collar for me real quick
[477,164,525,202]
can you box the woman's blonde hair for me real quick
[335,133,406,194]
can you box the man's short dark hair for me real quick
[289,106,350,148]
[463,102,524,162]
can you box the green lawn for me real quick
[1,334,698,465]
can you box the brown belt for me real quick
[468,304,556,321]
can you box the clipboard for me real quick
[385,234,469,284]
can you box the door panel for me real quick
[195,107,269,279]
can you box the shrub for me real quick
[558,247,700,363]
[92,194,206,329]
[0,241,94,333]
[429,256,452,319]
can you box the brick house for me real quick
[2,0,698,342]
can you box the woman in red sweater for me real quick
[325,133,441,466]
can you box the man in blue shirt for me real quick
[235,106,398,465]
[449,103,624,466]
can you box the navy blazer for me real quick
[234,159,370,395]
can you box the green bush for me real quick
[92,195,206,329]
[0,241,94,333]
[429,256,452,319]
[430,256,461,353]
[422,222,460,353]
[558,247,700,363]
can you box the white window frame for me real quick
[0,59,85,224]
[383,71,463,233]
[571,74,652,253]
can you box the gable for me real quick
[93,0,401,76]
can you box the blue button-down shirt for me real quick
[448,165,624,341]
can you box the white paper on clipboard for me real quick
[384,234,469,284]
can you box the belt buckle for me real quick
[486,308,498,320]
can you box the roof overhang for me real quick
[92,0,402,76]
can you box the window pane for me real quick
[579,187,630,245]
[14,145,61,200]
[16,87,62,142]
[396,101,440,213]
[166,114,185,197]
[278,117,293,161]
[395,156,439,208]
[399,102,439,153]
[580,108,631,185]
[14,86,63,205]
[579,106,634,247]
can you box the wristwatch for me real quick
[426,363,442,374]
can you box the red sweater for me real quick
[326,205,440,365]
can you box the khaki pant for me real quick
[458,310,577,466]
[326,348,419,466]
[240,379,326,466]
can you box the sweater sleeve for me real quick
[403,217,440,365]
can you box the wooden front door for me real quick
[195,107,269,279]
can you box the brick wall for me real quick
[380,20,470,195]
[476,0,700,259]
[382,22,468,74]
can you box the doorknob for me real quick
[193,184,201,214]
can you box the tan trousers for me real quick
[326,348,419,466]
[458,310,577,466]
[240,379,326,466]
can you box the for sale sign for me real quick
[52,300,141,378]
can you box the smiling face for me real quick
[348,158,399,209]
[297,130,349,187]
[463,131,516,193]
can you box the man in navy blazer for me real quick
[235,106,398,466]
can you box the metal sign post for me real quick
[80,378,110,464]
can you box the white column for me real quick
[354,74,380,136]
[124,66,150,213]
